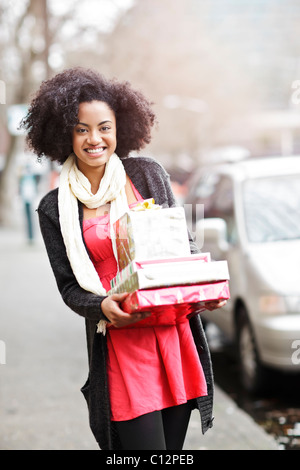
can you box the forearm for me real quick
[38,207,107,322]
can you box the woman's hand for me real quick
[204,299,227,311]
[101,292,151,328]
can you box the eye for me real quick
[101,125,111,132]
[76,128,87,134]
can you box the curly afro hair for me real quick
[21,67,157,164]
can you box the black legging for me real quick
[114,401,193,450]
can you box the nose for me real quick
[87,129,102,145]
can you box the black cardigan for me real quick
[37,155,214,450]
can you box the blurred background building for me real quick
[1,0,300,226]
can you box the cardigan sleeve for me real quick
[37,194,107,323]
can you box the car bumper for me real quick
[254,314,300,371]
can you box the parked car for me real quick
[184,155,300,392]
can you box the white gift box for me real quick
[110,254,229,294]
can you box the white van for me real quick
[184,156,300,392]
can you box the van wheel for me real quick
[236,307,268,394]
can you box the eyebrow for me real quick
[77,120,112,127]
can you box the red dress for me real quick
[83,182,207,422]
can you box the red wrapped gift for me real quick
[108,281,230,329]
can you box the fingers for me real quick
[101,294,151,328]
[110,292,129,302]
[204,299,227,311]
[128,311,151,325]
[112,310,151,328]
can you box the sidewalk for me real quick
[0,226,278,450]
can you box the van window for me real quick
[243,174,300,243]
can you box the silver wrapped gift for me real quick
[114,206,191,271]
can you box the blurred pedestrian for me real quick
[19,164,37,243]
[21,67,225,450]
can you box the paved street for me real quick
[0,222,278,450]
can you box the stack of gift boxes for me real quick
[109,199,230,328]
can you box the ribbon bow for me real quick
[130,198,161,211]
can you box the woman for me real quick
[21,67,225,450]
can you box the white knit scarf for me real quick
[58,153,129,334]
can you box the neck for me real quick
[89,171,104,195]
[76,160,106,195]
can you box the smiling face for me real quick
[72,100,117,176]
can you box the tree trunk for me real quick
[0,134,23,227]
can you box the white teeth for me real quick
[86,148,104,154]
